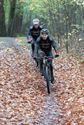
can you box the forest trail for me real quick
[0,38,84,125]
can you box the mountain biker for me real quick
[34,28,59,83]
[27,18,42,57]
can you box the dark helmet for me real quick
[40,28,49,35]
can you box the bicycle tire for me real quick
[45,66,51,94]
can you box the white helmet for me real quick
[33,18,40,25]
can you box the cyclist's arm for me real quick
[27,27,33,39]
[51,38,59,53]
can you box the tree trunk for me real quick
[13,13,23,36]
[0,0,6,36]
[64,1,69,53]
[8,0,16,36]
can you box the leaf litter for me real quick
[0,41,84,125]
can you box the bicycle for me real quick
[37,53,56,94]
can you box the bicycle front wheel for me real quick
[45,66,51,94]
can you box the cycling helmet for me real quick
[40,28,49,34]
[33,18,40,25]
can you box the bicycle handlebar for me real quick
[44,55,57,60]
[36,55,57,60]
[35,55,58,60]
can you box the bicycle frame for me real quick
[43,58,51,80]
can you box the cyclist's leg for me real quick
[31,40,37,59]
[33,42,39,66]
[39,59,43,74]
[31,43,34,57]
[38,50,44,74]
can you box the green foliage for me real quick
[3,0,84,36]
[4,0,10,26]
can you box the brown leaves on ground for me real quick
[53,54,84,125]
[0,46,84,125]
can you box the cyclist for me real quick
[34,28,59,83]
[27,18,42,57]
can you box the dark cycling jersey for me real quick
[35,36,58,54]
[28,26,42,41]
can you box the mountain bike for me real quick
[37,54,56,94]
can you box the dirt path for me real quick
[0,37,61,125]
[0,37,20,50]
[0,37,84,125]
